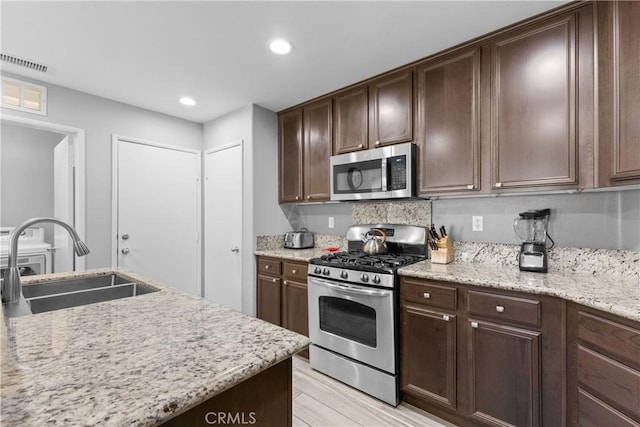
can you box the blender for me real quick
[513,208,554,273]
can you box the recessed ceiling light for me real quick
[269,39,292,55]
[179,97,196,106]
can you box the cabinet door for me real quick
[282,279,309,358]
[417,47,481,193]
[401,304,457,410]
[333,85,368,154]
[303,99,332,201]
[490,12,578,189]
[369,69,413,148]
[257,274,281,326]
[598,1,640,184]
[278,109,303,203]
[467,320,541,427]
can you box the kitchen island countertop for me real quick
[399,260,640,322]
[0,269,309,426]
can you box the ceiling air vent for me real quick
[0,53,48,73]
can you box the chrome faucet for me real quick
[1,217,90,304]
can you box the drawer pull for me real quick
[423,292,431,299]
[272,278,277,283]
[471,321,479,328]
[496,305,505,313]
[265,265,270,270]
[375,140,380,146]
[443,315,450,321]
[495,182,503,188]
[283,280,287,285]
[467,184,474,190]
[292,269,297,274]
[357,144,363,149]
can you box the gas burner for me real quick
[317,251,424,273]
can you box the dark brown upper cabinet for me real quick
[597,1,640,186]
[369,69,414,149]
[278,109,303,203]
[334,70,414,155]
[417,47,481,194]
[279,99,332,204]
[489,7,593,190]
[303,99,332,201]
[333,85,369,154]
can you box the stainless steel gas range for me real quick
[307,224,427,406]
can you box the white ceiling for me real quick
[1,1,567,124]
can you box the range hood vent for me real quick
[0,53,48,73]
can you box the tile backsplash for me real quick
[351,200,432,227]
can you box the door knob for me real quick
[121,248,130,255]
[121,233,129,240]
[231,247,239,253]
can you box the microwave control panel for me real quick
[388,155,407,190]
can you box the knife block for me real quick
[431,236,454,264]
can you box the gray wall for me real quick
[1,123,65,244]
[282,202,353,235]
[431,190,640,251]
[2,72,203,268]
[204,104,292,315]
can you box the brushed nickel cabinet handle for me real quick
[495,182,503,188]
[306,195,311,200]
[423,292,431,299]
[471,321,479,328]
[292,269,297,274]
[375,140,380,146]
[283,280,287,285]
[265,265,270,270]
[295,196,300,200]
[496,305,505,313]
[272,278,277,283]
[443,315,450,321]
[467,184,474,190]
[357,144,363,149]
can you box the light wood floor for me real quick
[292,356,456,427]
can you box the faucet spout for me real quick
[1,217,90,304]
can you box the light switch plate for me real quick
[328,217,335,229]
[472,216,483,232]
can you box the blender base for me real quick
[518,242,548,273]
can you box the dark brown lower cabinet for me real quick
[467,320,541,427]
[162,358,292,427]
[256,256,309,359]
[257,274,281,326]
[400,277,565,427]
[282,279,309,359]
[567,303,640,427]
[401,304,457,410]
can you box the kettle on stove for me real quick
[362,228,388,255]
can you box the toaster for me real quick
[284,228,314,249]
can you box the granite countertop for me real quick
[254,247,334,262]
[399,261,640,322]
[0,269,309,426]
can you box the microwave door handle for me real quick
[381,158,388,192]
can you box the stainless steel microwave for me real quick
[330,142,416,201]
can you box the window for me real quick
[1,77,47,115]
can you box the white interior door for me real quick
[53,136,73,273]
[115,138,200,295]
[204,142,243,311]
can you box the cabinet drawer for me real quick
[578,311,640,368]
[577,345,640,420]
[284,261,307,282]
[402,279,457,310]
[578,388,639,427]
[257,258,282,276]
[467,290,540,327]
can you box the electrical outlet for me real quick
[472,216,483,232]
[328,217,335,229]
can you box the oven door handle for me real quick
[310,278,390,297]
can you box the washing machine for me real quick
[0,227,53,279]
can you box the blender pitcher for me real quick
[513,209,553,273]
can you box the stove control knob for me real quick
[360,273,369,283]
[314,267,322,274]
[322,268,330,276]
[340,271,348,279]
[372,275,381,284]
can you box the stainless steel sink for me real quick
[3,274,158,317]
